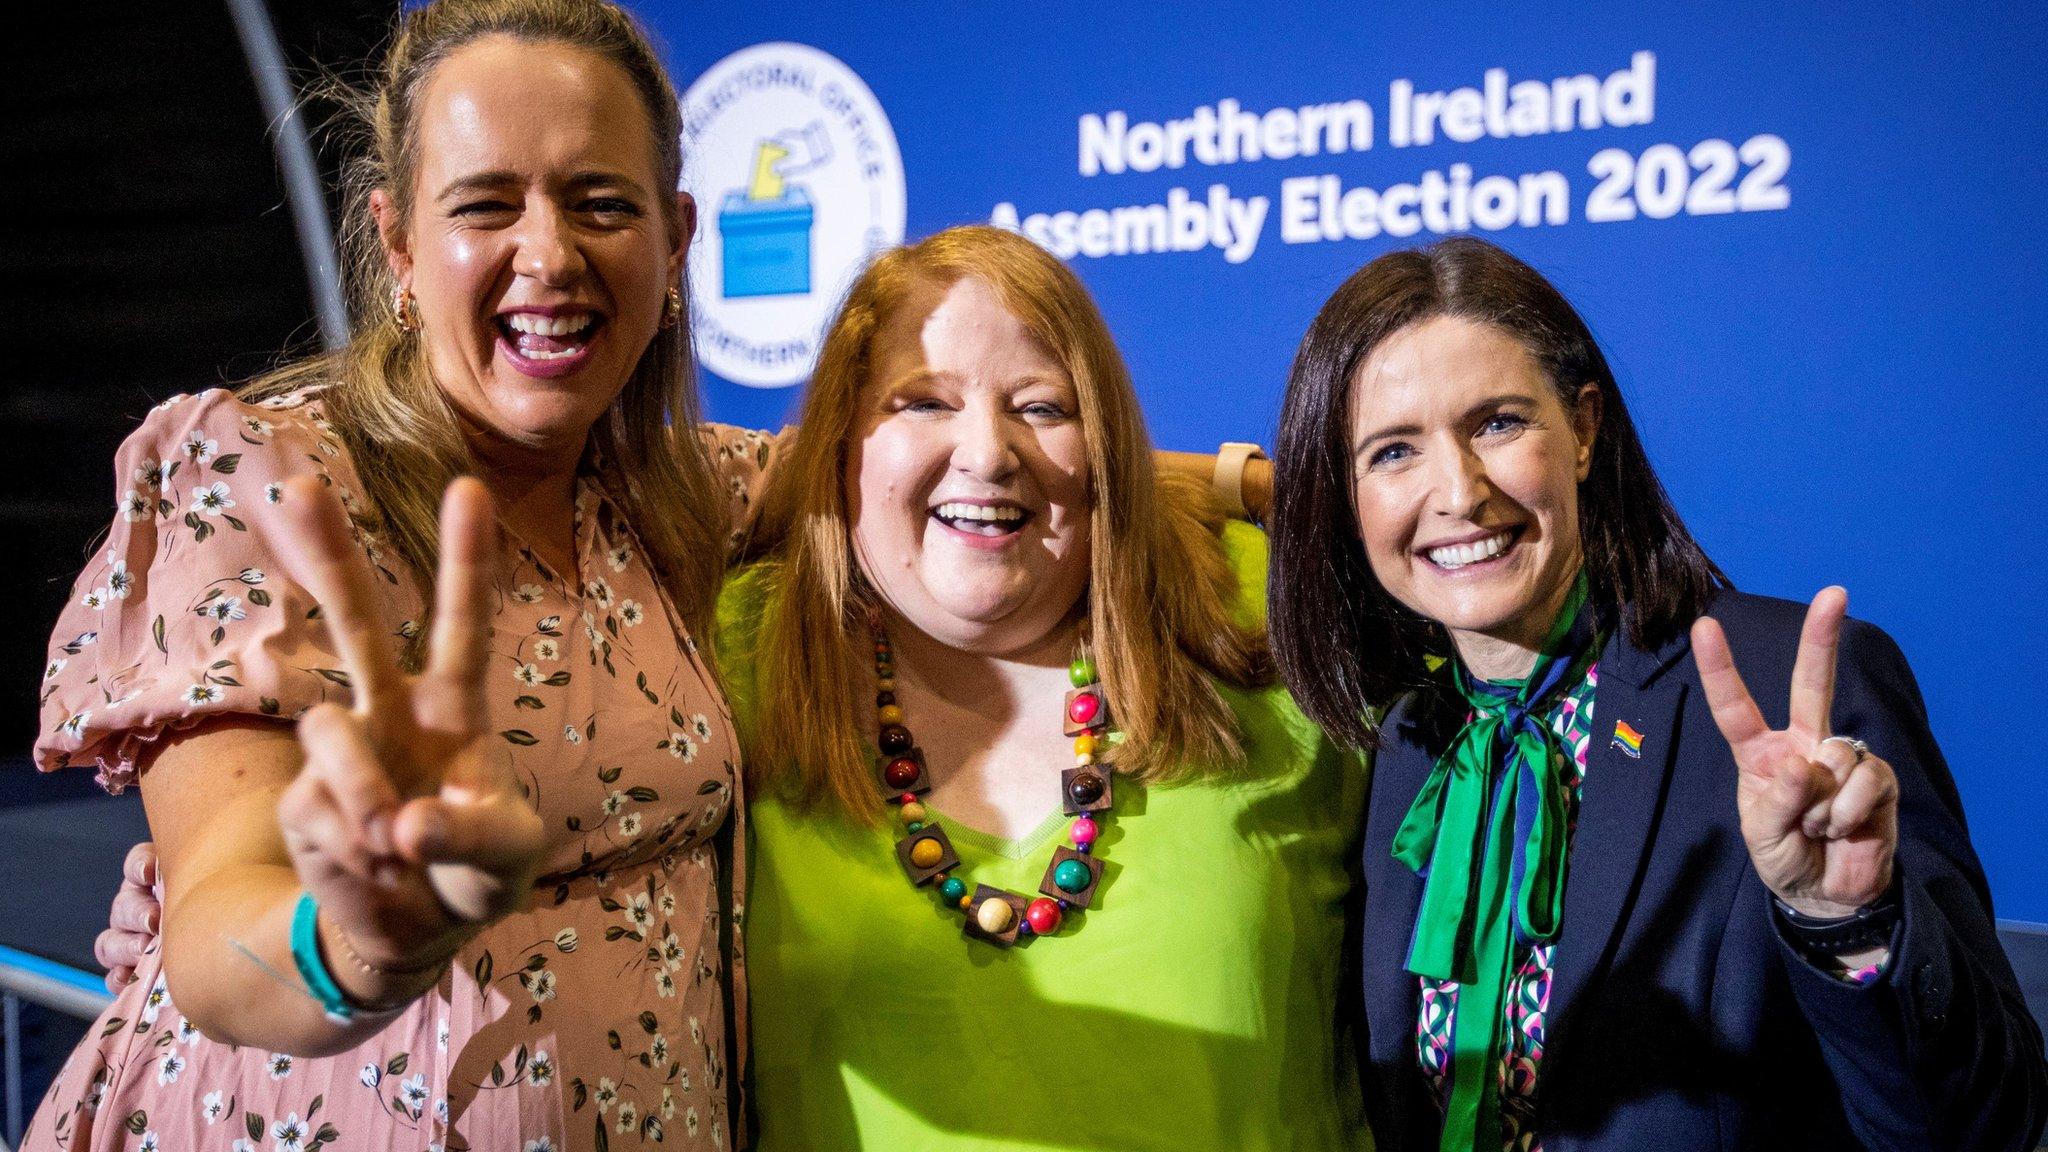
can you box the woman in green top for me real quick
[718,225,1368,1150]
[83,220,1337,1148]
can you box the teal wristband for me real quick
[289,891,356,1023]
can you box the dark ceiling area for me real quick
[3,2,393,782]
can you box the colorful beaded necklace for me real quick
[875,632,1113,947]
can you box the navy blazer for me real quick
[1357,589,2047,1151]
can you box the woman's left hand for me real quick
[1692,587,1900,918]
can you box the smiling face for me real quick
[380,36,686,469]
[846,276,1093,657]
[1347,315,1600,672]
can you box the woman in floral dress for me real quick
[26,2,749,1149]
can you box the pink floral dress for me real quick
[28,389,749,1152]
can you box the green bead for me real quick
[940,876,968,902]
[1054,858,1092,893]
[1068,656,1097,688]
[906,821,924,832]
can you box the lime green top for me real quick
[718,523,1371,1151]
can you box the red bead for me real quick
[1066,691,1101,726]
[1025,897,1063,935]
[1070,816,1098,846]
[883,757,922,789]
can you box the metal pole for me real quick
[223,0,351,350]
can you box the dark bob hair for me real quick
[1268,236,1727,749]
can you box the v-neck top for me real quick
[926,800,1073,861]
[719,522,1370,1151]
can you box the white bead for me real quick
[975,897,1014,934]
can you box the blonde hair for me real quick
[242,0,727,644]
[745,226,1271,819]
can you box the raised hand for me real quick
[1692,587,1899,919]
[273,475,545,984]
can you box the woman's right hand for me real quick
[271,475,545,993]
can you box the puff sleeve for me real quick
[34,389,420,792]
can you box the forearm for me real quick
[1157,449,1273,523]
[159,778,456,1049]
[1156,451,1212,493]
[1811,627,2048,1149]
[142,723,460,1055]
[1887,875,2046,1151]
[717,430,1286,543]
[1781,868,2048,1151]
[162,856,420,1055]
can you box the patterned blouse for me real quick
[1413,661,1599,1152]
[1414,659,1889,1151]
[29,389,760,1152]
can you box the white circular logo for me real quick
[681,42,906,389]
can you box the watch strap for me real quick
[1212,441,1267,520]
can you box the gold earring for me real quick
[391,288,421,333]
[660,286,683,330]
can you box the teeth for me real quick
[521,345,585,361]
[1428,530,1512,570]
[934,502,1024,523]
[505,312,595,337]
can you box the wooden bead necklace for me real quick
[876,632,1112,947]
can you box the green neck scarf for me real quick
[1392,572,1596,1152]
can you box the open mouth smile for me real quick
[496,309,605,377]
[1421,526,1524,572]
[930,500,1032,542]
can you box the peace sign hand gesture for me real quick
[1692,587,1899,919]
[274,475,545,988]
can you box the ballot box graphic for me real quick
[717,130,828,299]
[682,46,906,388]
[718,186,814,298]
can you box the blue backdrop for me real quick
[646,1,2048,921]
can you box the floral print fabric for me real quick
[29,389,745,1152]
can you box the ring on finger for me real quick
[1820,734,1871,764]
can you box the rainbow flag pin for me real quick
[1611,720,1645,759]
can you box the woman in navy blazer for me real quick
[1268,237,2045,1151]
